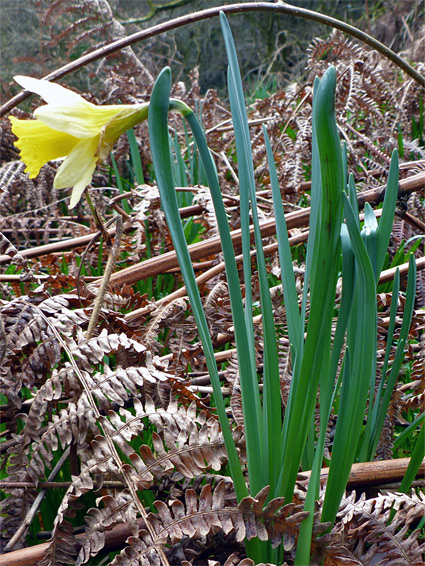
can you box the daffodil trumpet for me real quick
[10,76,149,208]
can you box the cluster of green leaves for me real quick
[146,13,422,564]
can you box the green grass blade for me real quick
[148,67,247,502]
[399,421,425,493]
[168,97,264,498]
[330,224,355,389]
[367,253,416,460]
[296,235,352,566]
[376,150,399,273]
[342,141,347,189]
[127,128,144,184]
[223,12,269,488]
[110,151,124,193]
[279,66,343,502]
[347,173,359,219]
[171,130,189,187]
[286,78,321,480]
[223,29,259,442]
[300,76,321,345]
[221,17,260,458]
[302,224,356,544]
[263,125,301,361]
[175,101,263,562]
[370,269,400,434]
[393,411,425,451]
[110,151,131,214]
[226,68,259,419]
[322,192,376,524]
[222,12,283,499]
[220,14,254,316]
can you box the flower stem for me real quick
[84,190,123,339]
[84,189,112,247]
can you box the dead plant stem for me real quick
[3,447,71,552]
[1,2,423,118]
[86,215,123,339]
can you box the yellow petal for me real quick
[69,175,96,209]
[97,104,150,161]
[14,75,126,139]
[14,75,86,106]
[35,103,122,139]
[53,137,98,208]
[10,116,80,178]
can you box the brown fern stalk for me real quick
[86,215,122,339]
[1,170,422,266]
[2,448,71,553]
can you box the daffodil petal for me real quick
[14,75,86,106]
[69,176,95,209]
[11,79,151,206]
[98,104,150,161]
[35,103,133,139]
[10,116,80,178]
[53,137,98,208]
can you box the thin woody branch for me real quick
[1,2,423,117]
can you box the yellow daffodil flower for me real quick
[10,75,149,208]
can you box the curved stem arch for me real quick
[1,1,423,117]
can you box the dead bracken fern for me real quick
[336,490,425,565]
[1,255,423,564]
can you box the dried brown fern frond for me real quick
[107,480,383,566]
[142,297,188,352]
[131,183,172,263]
[0,155,99,253]
[206,555,281,566]
[37,437,135,566]
[391,191,425,308]
[337,490,425,565]
[108,482,312,565]
[0,293,90,407]
[0,158,70,250]
[0,276,237,557]
[396,323,425,417]
[27,0,153,92]
[113,399,233,489]
[0,232,26,269]
[76,491,139,566]
[192,184,221,238]
[234,26,425,205]
[306,28,425,176]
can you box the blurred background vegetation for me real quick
[1,0,424,103]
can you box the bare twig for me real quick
[302,457,425,488]
[0,171,422,267]
[3,447,71,552]
[86,215,123,339]
[1,2,423,118]
[84,189,112,247]
[76,215,118,305]
[125,232,308,322]
[0,480,126,489]
[0,312,6,363]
